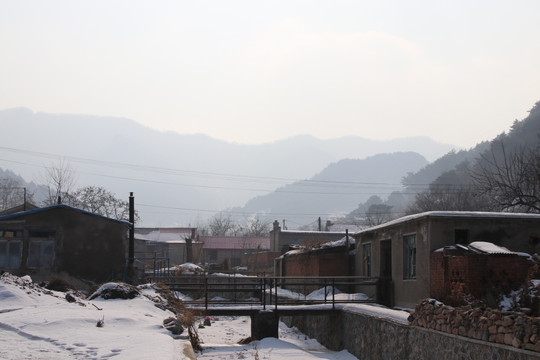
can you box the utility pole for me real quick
[128,192,134,265]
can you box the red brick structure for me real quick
[276,246,354,277]
[430,245,533,303]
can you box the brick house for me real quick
[0,204,130,282]
[200,236,271,270]
[354,211,540,309]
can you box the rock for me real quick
[502,316,514,327]
[65,292,77,303]
[504,333,514,346]
[163,317,184,335]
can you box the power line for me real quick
[0,145,430,188]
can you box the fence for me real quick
[151,274,380,310]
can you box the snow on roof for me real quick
[134,227,194,243]
[468,241,515,255]
[279,230,347,235]
[355,211,540,235]
[320,236,356,249]
[326,223,366,233]
[200,236,270,250]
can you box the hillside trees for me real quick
[472,140,540,213]
[406,161,494,214]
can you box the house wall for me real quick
[281,250,352,277]
[355,213,540,309]
[427,216,540,254]
[0,207,128,282]
[355,217,430,309]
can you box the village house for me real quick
[354,211,540,309]
[134,227,202,269]
[270,220,349,254]
[200,236,271,270]
[0,204,131,282]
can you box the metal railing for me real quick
[151,274,380,311]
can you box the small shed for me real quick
[430,242,534,304]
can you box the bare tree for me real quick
[365,204,393,226]
[472,140,540,213]
[208,213,237,236]
[42,160,77,205]
[71,186,139,222]
[242,215,271,237]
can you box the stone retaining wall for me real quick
[281,307,540,360]
[409,299,540,352]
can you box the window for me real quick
[0,240,22,268]
[363,243,372,277]
[27,240,55,269]
[403,234,416,280]
[207,250,218,261]
[454,229,469,245]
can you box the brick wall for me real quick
[282,251,352,277]
[430,248,532,304]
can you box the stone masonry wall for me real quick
[409,299,540,352]
[281,307,540,360]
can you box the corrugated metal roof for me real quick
[468,241,515,255]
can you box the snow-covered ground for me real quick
[0,273,189,359]
[196,316,358,360]
[0,273,370,359]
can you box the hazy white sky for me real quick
[1,0,539,148]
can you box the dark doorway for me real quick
[378,240,394,307]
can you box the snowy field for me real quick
[0,273,376,359]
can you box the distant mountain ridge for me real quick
[0,107,457,226]
[233,152,429,226]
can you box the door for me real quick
[378,240,394,307]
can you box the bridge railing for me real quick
[151,275,380,310]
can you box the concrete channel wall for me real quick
[281,309,540,360]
